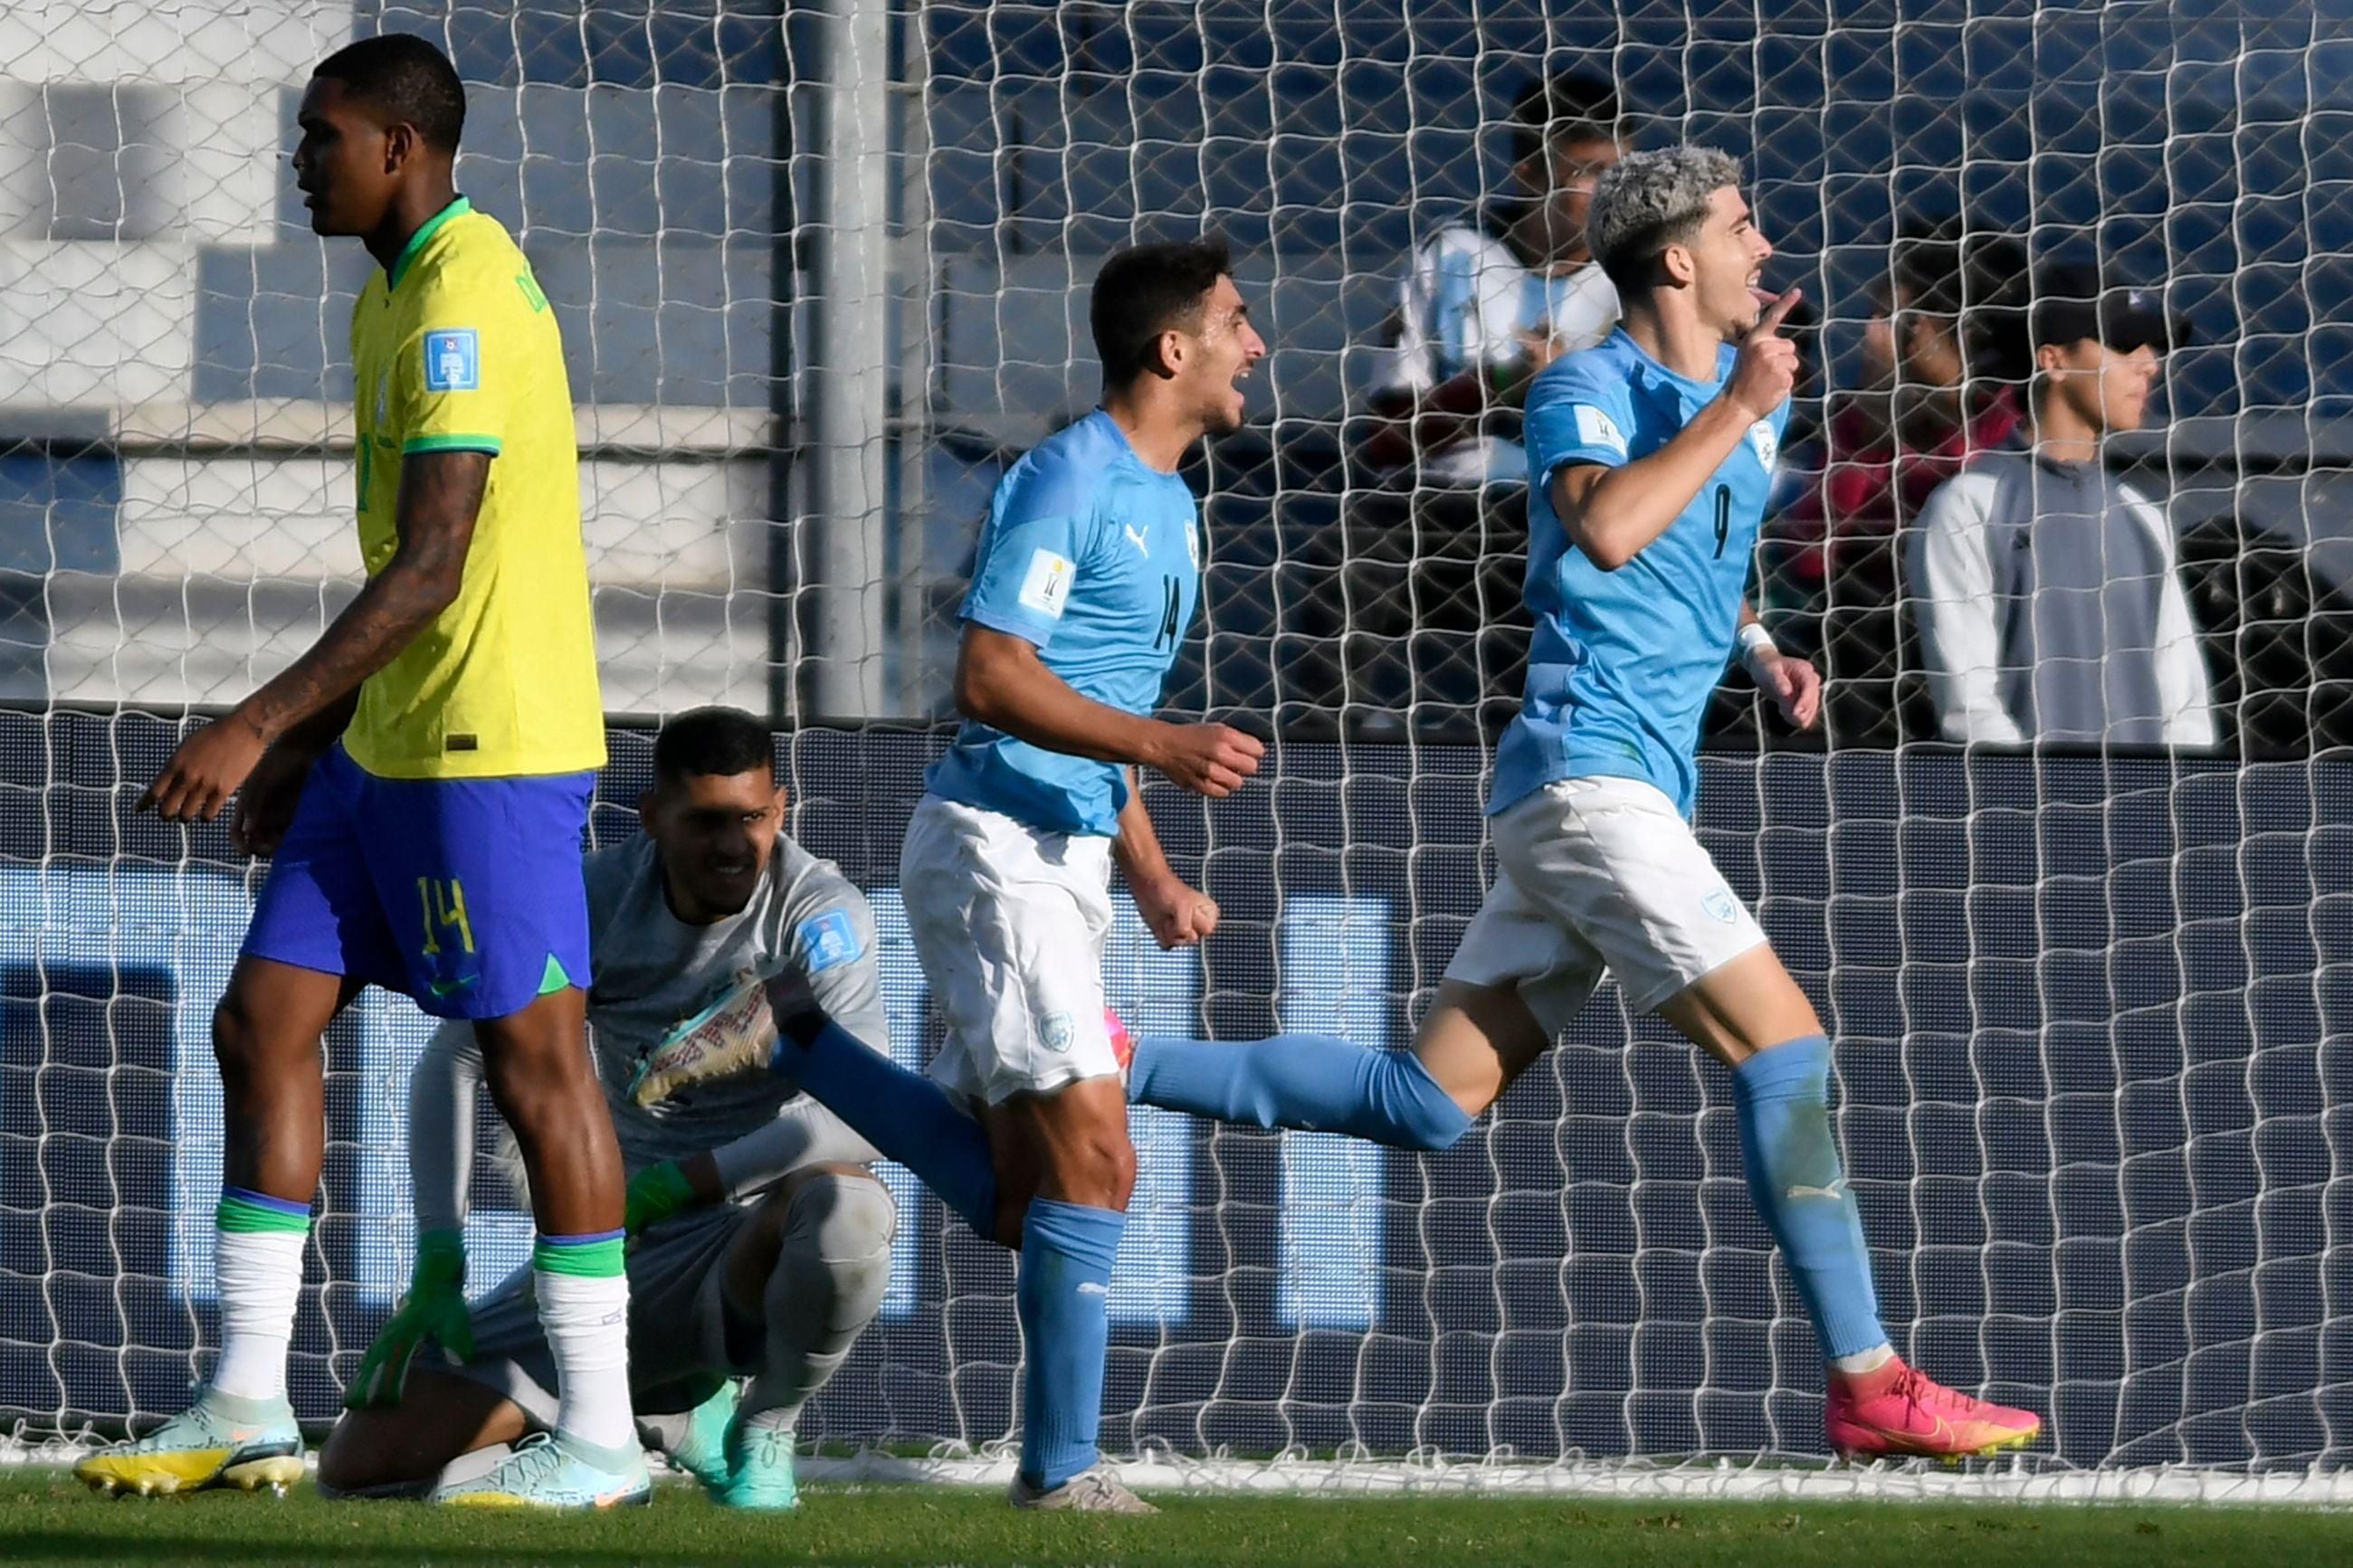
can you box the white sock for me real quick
[1831,1342,1897,1375]
[535,1267,635,1450]
[212,1228,306,1402]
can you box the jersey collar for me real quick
[387,196,472,292]
[1609,326,1731,399]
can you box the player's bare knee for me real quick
[1038,1108,1136,1209]
[210,992,268,1087]
[318,1372,515,1495]
[478,1028,597,1136]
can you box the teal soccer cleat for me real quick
[662,1379,740,1493]
[714,1418,799,1511]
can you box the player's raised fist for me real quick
[1726,284,1802,421]
[1152,721,1264,797]
[1135,871,1220,949]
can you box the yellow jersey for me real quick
[345,197,605,780]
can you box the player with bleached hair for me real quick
[1114,146,2043,1461]
[634,149,2043,1468]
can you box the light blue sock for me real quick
[772,1013,998,1240]
[1127,1034,1472,1152]
[1730,1035,1889,1361]
[1016,1198,1126,1492]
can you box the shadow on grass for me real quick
[0,1533,791,1568]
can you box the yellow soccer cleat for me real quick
[75,1389,305,1498]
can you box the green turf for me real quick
[2,1470,2348,1568]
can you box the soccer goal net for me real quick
[2,0,2348,1499]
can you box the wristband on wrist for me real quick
[1736,621,1777,678]
[413,1228,465,1288]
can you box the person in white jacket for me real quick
[1909,263,2215,747]
[1359,71,1629,485]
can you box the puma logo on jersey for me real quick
[1786,1179,1847,1202]
[1125,523,1151,556]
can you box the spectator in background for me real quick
[1767,218,2028,745]
[1305,72,1629,736]
[1910,263,2215,748]
[1358,71,1630,487]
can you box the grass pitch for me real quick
[3,1469,2348,1567]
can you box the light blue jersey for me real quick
[928,410,1202,837]
[1491,328,1790,819]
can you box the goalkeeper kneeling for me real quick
[321,707,897,1510]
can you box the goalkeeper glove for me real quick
[345,1230,470,1410]
[624,1160,699,1236]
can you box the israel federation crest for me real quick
[1701,889,1739,925]
[1040,1011,1075,1051]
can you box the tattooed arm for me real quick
[141,450,491,825]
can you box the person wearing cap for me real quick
[1908,262,2215,747]
[1767,217,2027,746]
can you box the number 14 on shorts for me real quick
[416,877,477,958]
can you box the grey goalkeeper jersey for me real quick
[409,832,891,1232]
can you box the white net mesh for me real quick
[2,0,2350,1485]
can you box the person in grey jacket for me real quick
[1909,263,2215,747]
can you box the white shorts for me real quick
[1445,775,1768,1031]
[902,794,1119,1106]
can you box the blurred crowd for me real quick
[1346,71,2224,752]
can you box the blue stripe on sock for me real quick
[1730,1035,1888,1361]
[1018,1198,1126,1491]
[536,1228,625,1248]
[221,1186,312,1218]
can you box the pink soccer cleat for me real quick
[1824,1358,2043,1461]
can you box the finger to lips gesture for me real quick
[1728,285,1802,421]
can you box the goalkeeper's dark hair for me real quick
[1510,69,1625,168]
[653,706,776,784]
[313,33,468,153]
[1091,237,1234,391]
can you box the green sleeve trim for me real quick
[402,434,502,456]
[386,195,472,291]
[532,1235,627,1278]
[217,1193,313,1236]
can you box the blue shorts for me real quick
[242,745,594,1020]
